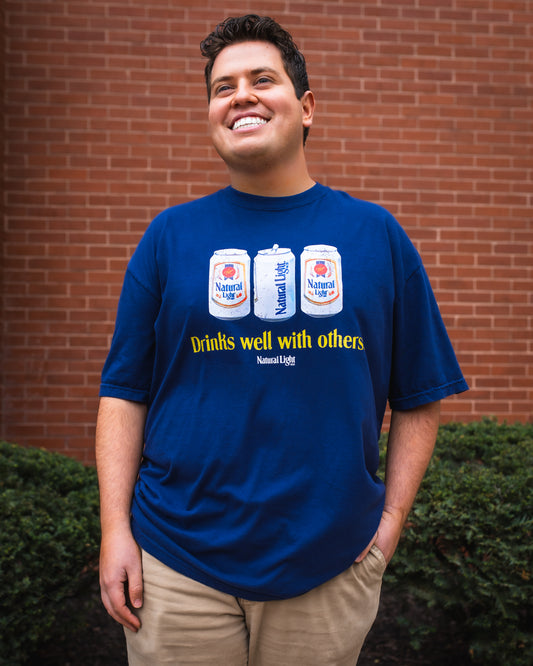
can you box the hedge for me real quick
[382,419,532,665]
[0,442,101,665]
[1,420,531,664]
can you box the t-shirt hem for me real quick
[99,383,149,403]
[389,377,469,411]
[131,523,377,603]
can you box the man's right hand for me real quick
[99,528,143,632]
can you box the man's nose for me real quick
[231,81,258,106]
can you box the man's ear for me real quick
[301,90,315,129]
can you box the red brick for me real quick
[2,0,532,460]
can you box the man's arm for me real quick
[357,400,440,564]
[95,396,147,632]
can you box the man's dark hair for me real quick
[200,15,311,143]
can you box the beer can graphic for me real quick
[301,244,343,317]
[254,244,296,322]
[209,249,250,320]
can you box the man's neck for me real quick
[231,175,316,197]
[228,158,315,197]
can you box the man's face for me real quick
[207,40,314,174]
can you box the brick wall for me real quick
[2,1,532,462]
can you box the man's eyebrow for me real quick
[211,67,279,91]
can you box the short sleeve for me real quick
[388,264,468,410]
[99,203,166,407]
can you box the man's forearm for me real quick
[95,396,147,631]
[95,396,147,534]
[368,401,440,564]
[384,401,440,525]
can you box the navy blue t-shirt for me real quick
[100,184,467,600]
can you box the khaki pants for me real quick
[125,547,386,666]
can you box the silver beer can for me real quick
[301,244,343,317]
[209,249,251,320]
[254,245,296,322]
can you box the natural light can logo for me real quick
[301,245,342,317]
[209,249,250,320]
[254,245,296,322]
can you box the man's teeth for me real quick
[232,117,268,131]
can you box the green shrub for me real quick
[382,419,533,665]
[2,423,531,664]
[0,442,100,665]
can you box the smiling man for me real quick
[207,40,315,194]
[96,15,468,666]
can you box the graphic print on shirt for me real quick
[254,246,296,322]
[208,244,343,322]
[301,245,343,317]
[209,249,251,320]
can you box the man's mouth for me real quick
[231,116,269,131]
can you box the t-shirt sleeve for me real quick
[388,263,468,410]
[99,221,163,404]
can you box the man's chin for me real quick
[216,144,274,172]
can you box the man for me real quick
[96,15,468,665]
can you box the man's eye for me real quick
[214,85,233,96]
